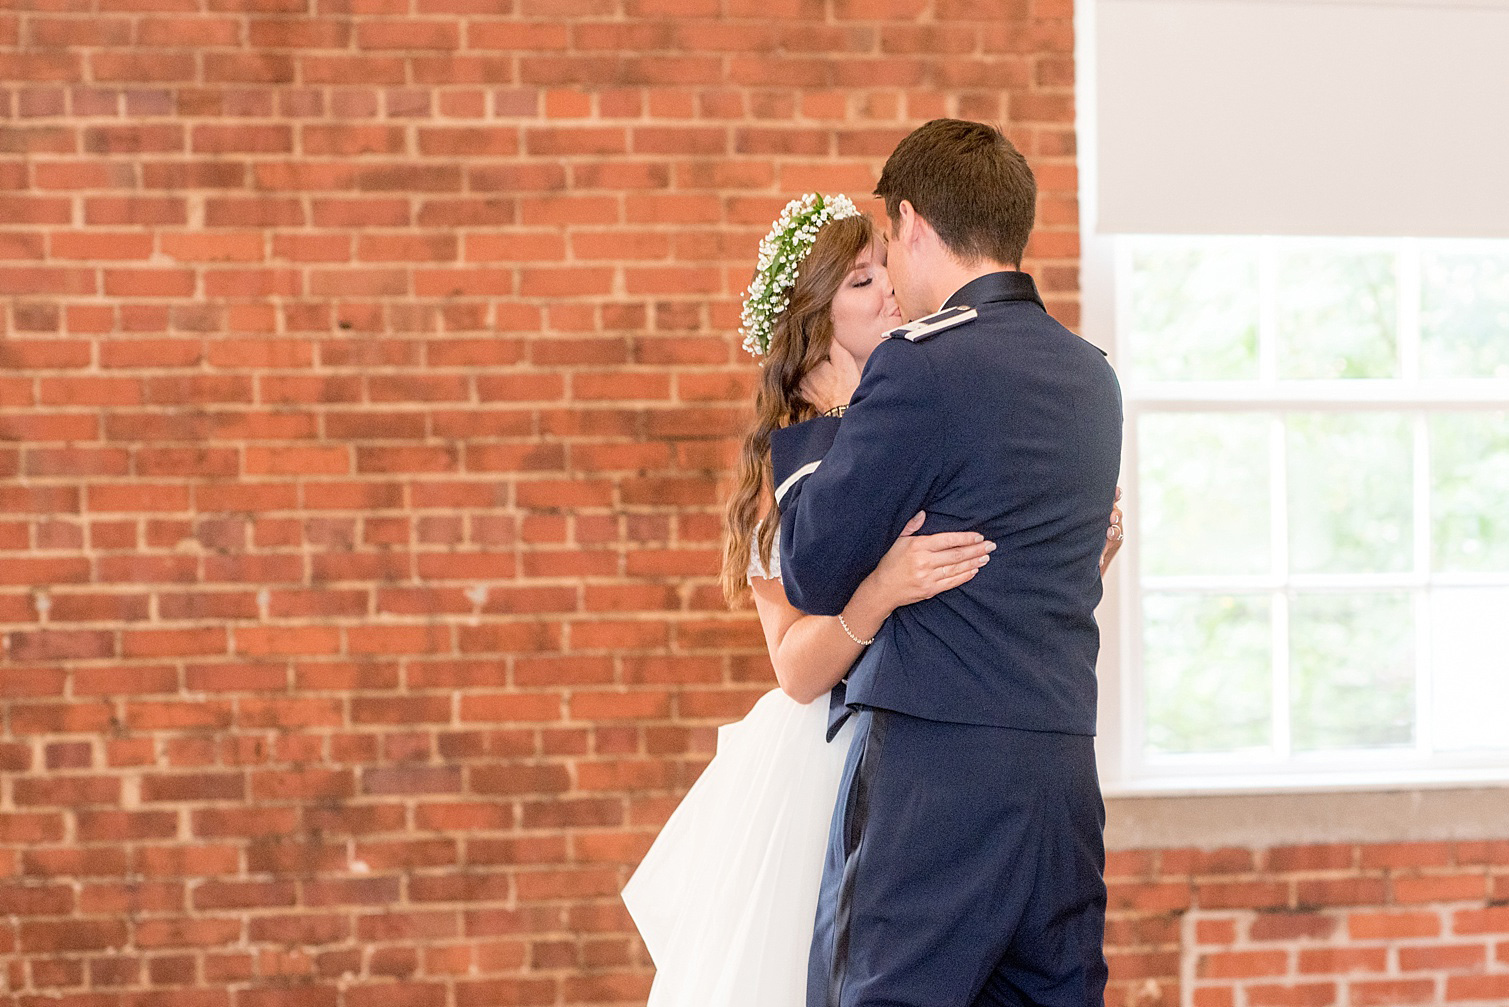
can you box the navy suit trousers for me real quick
[807,708,1109,1007]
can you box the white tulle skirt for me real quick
[622,686,854,1007]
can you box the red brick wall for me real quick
[0,1,1078,1005]
[5,3,1504,1007]
[1106,841,1509,1007]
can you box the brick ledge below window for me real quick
[1105,786,1509,851]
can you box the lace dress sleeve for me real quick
[746,522,782,582]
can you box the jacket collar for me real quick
[941,270,1044,311]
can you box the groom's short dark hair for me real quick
[875,118,1037,267]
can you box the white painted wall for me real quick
[1095,0,1509,236]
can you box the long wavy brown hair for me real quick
[720,211,878,606]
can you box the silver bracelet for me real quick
[838,613,875,647]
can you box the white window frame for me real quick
[1094,235,1509,795]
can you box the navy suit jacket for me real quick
[771,271,1122,736]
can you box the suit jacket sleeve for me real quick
[771,341,946,616]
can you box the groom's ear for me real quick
[896,199,920,246]
[898,200,940,255]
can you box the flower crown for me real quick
[739,192,862,358]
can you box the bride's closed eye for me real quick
[851,277,873,288]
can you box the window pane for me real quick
[1144,593,1271,755]
[1289,591,1415,752]
[1287,413,1413,574]
[1139,413,1271,576]
[1129,240,1259,381]
[1430,411,1509,573]
[1429,588,1509,752]
[1421,250,1509,379]
[1277,250,1398,379]
[1121,235,1509,786]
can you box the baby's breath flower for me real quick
[739,193,861,358]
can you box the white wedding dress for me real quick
[622,526,855,1006]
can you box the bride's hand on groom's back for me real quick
[868,511,996,610]
[1098,486,1124,577]
[862,487,1124,617]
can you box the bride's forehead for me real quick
[849,241,889,273]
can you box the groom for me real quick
[772,119,1123,1007]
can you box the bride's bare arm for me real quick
[747,514,994,705]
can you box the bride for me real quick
[621,194,1124,1005]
